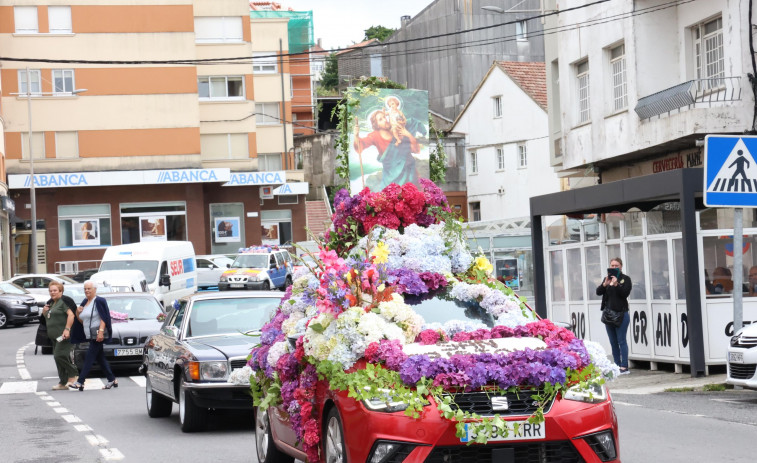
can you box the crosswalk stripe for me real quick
[0,381,38,394]
[129,376,146,387]
[1,376,148,394]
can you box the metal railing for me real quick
[634,76,742,120]
[54,259,101,275]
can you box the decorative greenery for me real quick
[364,25,396,42]
[428,117,447,184]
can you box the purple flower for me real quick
[399,355,434,384]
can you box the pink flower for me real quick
[417,329,441,345]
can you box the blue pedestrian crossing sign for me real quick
[704,135,757,207]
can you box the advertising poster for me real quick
[261,222,279,246]
[496,258,520,290]
[215,217,241,243]
[139,216,167,242]
[348,88,430,195]
[72,219,100,246]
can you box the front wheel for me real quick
[323,407,347,463]
[146,376,173,418]
[279,276,292,291]
[255,406,294,463]
[179,380,207,432]
[0,310,8,329]
[262,280,270,290]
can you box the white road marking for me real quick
[83,379,104,390]
[19,368,31,380]
[0,381,38,394]
[100,448,125,461]
[62,415,82,423]
[129,376,146,387]
[53,407,68,413]
[46,401,61,407]
[613,401,642,407]
[40,396,54,401]
[86,435,109,446]
[74,424,93,432]
[35,391,47,396]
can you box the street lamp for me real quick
[481,2,543,14]
[11,67,86,273]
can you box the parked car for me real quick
[0,281,46,312]
[218,247,293,291]
[727,323,757,390]
[71,268,100,283]
[7,274,77,297]
[142,291,282,432]
[89,270,149,293]
[0,283,40,328]
[63,283,113,302]
[72,292,164,371]
[195,255,233,289]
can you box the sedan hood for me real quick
[110,319,162,339]
[737,322,757,337]
[185,334,261,360]
[403,336,548,358]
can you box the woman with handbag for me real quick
[69,281,117,390]
[596,257,633,375]
[41,282,79,390]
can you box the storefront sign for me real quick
[273,182,309,195]
[652,152,703,173]
[9,168,231,189]
[224,171,286,186]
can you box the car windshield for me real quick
[186,297,281,337]
[103,296,163,320]
[65,285,112,302]
[405,290,497,328]
[231,254,269,269]
[58,275,78,284]
[100,260,158,282]
[0,282,28,295]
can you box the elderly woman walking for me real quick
[69,281,117,390]
[41,282,78,390]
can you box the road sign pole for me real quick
[734,208,744,332]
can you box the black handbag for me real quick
[601,308,624,327]
[34,319,52,354]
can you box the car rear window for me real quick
[187,297,281,337]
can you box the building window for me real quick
[469,202,481,222]
[21,133,45,160]
[253,52,278,73]
[120,202,187,244]
[259,153,282,171]
[260,210,292,246]
[200,133,248,160]
[58,204,112,249]
[497,147,505,170]
[14,6,38,34]
[576,60,590,124]
[518,143,527,168]
[53,69,75,95]
[694,17,724,90]
[194,16,243,43]
[469,151,478,174]
[516,20,527,41]
[48,6,72,33]
[278,195,298,205]
[610,44,627,111]
[55,132,79,159]
[198,76,244,100]
[18,69,41,95]
[492,96,502,118]
[256,103,280,125]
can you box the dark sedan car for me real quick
[0,282,40,328]
[142,291,281,432]
[73,292,164,371]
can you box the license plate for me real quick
[729,352,744,363]
[114,348,143,356]
[230,283,244,288]
[461,420,546,443]
[29,307,39,314]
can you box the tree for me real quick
[364,25,395,42]
[320,53,339,91]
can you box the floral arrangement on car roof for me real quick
[247,181,616,462]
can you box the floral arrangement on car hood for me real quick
[248,181,616,462]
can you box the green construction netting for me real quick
[249,10,314,54]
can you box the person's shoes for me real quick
[619,368,631,375]
[103,379,118,390]
[51,384,68,390]
[69,382,84,391]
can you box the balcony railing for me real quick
[634,76,742,120]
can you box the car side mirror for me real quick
[225,264,231,268]
[159,274,171,287]
[162,325,180,338]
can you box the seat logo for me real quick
[491,396,509,411]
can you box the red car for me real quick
[254,295,620,463]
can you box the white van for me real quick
[89,270,149,293]
[99,241,197,305]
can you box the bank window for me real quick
[53,69,75,95]
[194,16,243,43]
[253,52,278,73]
[260,210,292,246]
[14,6,38,34]
[48,6,72,34]
[278,195,298,205]
[258,153,282,171]
[673,239,686,299]
[198,76,244,100]
[58,204,112,249]
[647,202,681,234]
[566,248,584,301]
[605,213,622,240]
[550,250,565,302]
[120,202,187,244]
[256,103,280,125]
[585,246,602,300]
[623,210,643,237]
[700,208,757,230]
[625,242,646,300]
[18,69,41,95]
[648,240,670,300]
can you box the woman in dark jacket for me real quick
[69,281,117,390]
[596,257,633,374]
[42,282,78,390]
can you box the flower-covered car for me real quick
[218,247,293,291]
[249,181,620,463]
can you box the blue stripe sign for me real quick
[704,135,757,207]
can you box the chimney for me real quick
[317,38,322,48]
[400,15,411,27]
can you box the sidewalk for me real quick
[606,368,727,395]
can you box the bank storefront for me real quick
[8,168,308,274]
[531,168,757,377]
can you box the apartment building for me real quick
[0,0,304,274]
[533,0,756,377]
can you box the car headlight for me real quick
[730,329,744,347]
[362,387,429,413]
[188,361,229,381]
[219,275,228,282]
[12,299,24,305]
[564,382,608,404]
[249,275,260,282]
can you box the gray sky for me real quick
[281,0,433,51]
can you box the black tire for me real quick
[262,280,270,290]
[146,376,173,418]
[323,407,347,463]
[280,276,292,291]
[41,346,53,355]
[0,310,8,329]
[179,379,207,432]
[255,406,294,463]
[218,285,228,291]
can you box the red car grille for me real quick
[729,363,757,380]
[446,389,552,416]
[424,441,584,463]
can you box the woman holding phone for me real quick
[596,257,633,374]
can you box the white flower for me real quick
[584,340,621,380]
[267,341,289,367]
[228,365,252,385]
